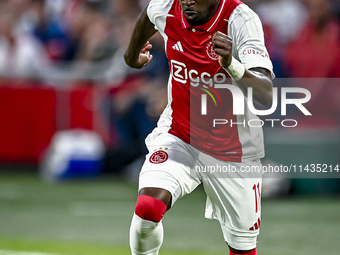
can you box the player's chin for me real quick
[184,16,197,23]
[184,13,200,25]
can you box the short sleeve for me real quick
[229,4,275,78]
[147,0,174,35]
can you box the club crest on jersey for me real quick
[206,41,218,60]
[149,150,169,164]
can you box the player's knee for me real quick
[135,195,167,223]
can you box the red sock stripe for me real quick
[135,195,167,223]
[229,248,258,255]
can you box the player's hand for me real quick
[212,31,233,68]
[124,41,153,69]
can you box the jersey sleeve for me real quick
[147,0,174,35]
[229,4,275,78]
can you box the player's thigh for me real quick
[139,132,201,208]
[201,159,262,250]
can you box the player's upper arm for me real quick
[229,5,275,79]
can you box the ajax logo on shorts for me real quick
[150,148,169,164]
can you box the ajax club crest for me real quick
[206,41,218,60]
[150,149,169,164]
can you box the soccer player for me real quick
[124,0,274,254]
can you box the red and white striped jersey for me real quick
[147,0,274,162]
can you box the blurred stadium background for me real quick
[0,0,339,254]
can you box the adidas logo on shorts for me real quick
[249,217,261,231]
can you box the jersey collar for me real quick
[180,0,226,32]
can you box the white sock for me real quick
[129,213,164,255]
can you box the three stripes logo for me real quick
[172,41,184,52]
[249,217,261,231]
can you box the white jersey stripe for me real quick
[207,0,226,32]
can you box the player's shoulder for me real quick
[229,3,261,24]
[147,0,175,24]
[148,0,174,9]
[147,0,174,16]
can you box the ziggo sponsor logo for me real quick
[170,60,312,127]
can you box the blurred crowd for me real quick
[0,0,168,81]
[0,0,339,172]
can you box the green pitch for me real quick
[0,170,339,255]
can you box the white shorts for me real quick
[139,131,262,250]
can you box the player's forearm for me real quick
[236,67,273,107]
[224,60,273,106]
[124,4,157,68]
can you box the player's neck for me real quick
[204,0,221,24]
[187,0,221,26]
